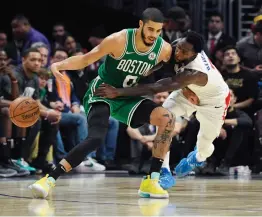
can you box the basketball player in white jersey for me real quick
[95,31,230,187]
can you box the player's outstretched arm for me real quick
[94,69,208,98]
[50,32,121,81]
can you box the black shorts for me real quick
[130,99,160,128]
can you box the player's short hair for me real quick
[141,8,164,23]
[185,31,205,53]
[12,14,30,25]
[222,45,240,57]
[209,11,224,22]
[22,47,40,58]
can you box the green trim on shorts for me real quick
[127,98,146,126]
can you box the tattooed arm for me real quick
[94,69,208,98]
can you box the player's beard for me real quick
[141,27,154,47]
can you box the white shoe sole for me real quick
[138,190,169,199]
[29,184,48,199]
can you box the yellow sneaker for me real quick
[138,198,169,216]
[138,172,169,198]
[29,174,55,198]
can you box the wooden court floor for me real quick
[0,173,262,216]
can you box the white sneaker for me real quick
[83,157,106,171]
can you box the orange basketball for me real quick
[9,97,40,128]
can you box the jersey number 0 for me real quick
[123,75,138,87]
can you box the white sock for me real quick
[161,151,170,171]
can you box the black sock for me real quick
[0,142,10,163]
[149,157,164,174]
[49,164,66,180]
[13,137,26,159]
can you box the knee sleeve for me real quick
[196,133,215,160]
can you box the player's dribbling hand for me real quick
[50,63,68,83]
[94,84,119,98]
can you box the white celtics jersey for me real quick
[176,51,229,106]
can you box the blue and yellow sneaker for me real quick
[175,150,204,177]
[29,174,55,198]
[159,168,176,190]
[138,172,169,198]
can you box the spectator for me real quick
[31,42,50,68]
[64,34,81,55]
[236,21,262,69]
[52,23,67,51]
[207,12,236,61]
[30,68,59,173]
[13,48,61,173]
[6,15,50,65]
[163,6,188,42]
[0,31,8,50]
[222,46,258,116]
[0,49,28,177]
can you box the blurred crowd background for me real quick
[0,0,262,178]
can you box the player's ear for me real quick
[139,20,143,28]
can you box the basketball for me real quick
[9,97,40,128]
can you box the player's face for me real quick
[175,39,195,62]
[223,49,240,66]
[22,52,42,73]
[153,92,169,105]
[140,20,163,46]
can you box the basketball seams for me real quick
[10,106,40,118]
[9,97,40,127]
